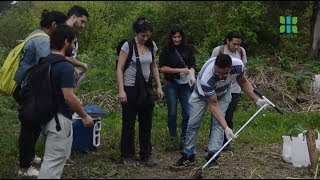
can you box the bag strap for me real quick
[133,38,149,84]
[54,114,61,131]
[24,32,49,43]
[132,38,142,72]
[175,49,187,67]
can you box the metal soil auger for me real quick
[191,89,284,179]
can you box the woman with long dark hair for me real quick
[159,24,196,149]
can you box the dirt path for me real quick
[62,143,314,179]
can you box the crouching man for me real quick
[171,54,267,169]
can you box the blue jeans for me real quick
[183,90,231,157]
[164,82,192,138]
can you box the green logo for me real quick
[280,16,297,34]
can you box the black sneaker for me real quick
[171,153,195,169]
[222,144,233,152]
[205,154,219,169]
[122,157,136,167]
[207,159,219,169]
[179,139,185,150]
[140,156,157,167]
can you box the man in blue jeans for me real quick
[171,54,268,169]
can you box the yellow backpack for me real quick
[0,32,49,96]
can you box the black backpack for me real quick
[18,57,68,131]
[116,38,134,71]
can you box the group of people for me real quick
[13,6,92,179]
[116,17,269,170]
[10,4,270,179]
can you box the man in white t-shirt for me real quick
[210,31,247,151]
[171,54,267,169]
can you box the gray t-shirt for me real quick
[121,41,158,86]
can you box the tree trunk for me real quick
[310,1,320,60]
[306,128,318,175]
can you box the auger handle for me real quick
[254,89,284,114]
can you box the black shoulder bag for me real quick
[133,40,154,110]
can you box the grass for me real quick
[0,53,319,178]
[0,93,319,178]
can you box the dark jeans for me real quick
[163,81,191,138]
[120,86,154,159]
[13,84,41,168]
[223,93,240,144]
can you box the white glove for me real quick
[256,98,268,107]
[225,127,236,140]
[187,69,196,87]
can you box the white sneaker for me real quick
[18,166,39,177]
[31,155,42,165]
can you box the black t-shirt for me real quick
[46,53,75,119]
[159,45,196,82]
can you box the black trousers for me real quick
[223,93,240,144]
[120,86,154,159]
[13,84,41,168]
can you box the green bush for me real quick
[0,1,314,61]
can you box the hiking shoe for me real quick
[18,166,39,177]
[206,159,219,169]
[140,156,157,167]
[171,153,195,169]
[222,144,233,152]
[31,155,42,165]
[179,138,185,150]
[122,157,136,167]
[205,154,219,169]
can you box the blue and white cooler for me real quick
[72,105,108,151]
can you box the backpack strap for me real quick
[150,41,154,62]
[54,114,61,131]
[24,32,49,43]
[123,37,134,71]
[45,56,69,132]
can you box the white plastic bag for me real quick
[313,74,320,95]
[282,131,320,167]
[282,135,293,163]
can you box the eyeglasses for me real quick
[138,19,150,25]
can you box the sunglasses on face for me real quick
[138,19,150,25]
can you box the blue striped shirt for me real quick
[195,57,244,100]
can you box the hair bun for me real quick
[41,10,49,19]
